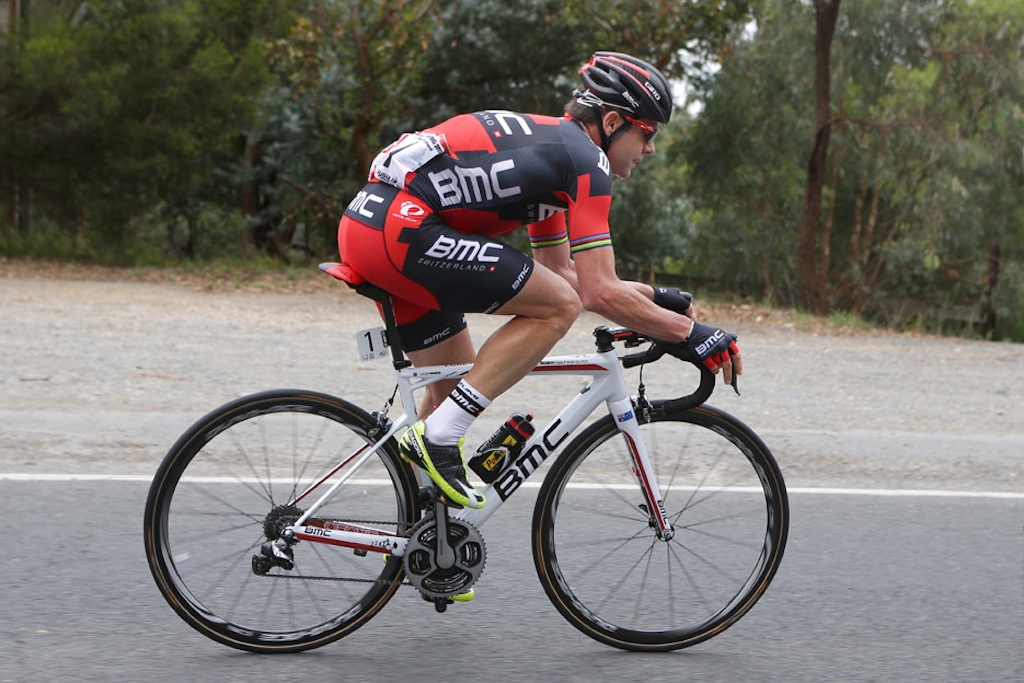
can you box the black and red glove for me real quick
[683,321,740,373]
[652,287,693,315]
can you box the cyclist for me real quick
[337,51,741,513]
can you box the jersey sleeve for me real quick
[527,213,568,249]
[566,173,613,253]
[560,125,615,254]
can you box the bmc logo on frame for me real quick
[424,235,503,263]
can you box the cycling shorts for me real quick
[338,183,535,352]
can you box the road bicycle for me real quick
[143,262,789,654]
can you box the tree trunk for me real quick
[981,242,1000,339]
[795,0,841,314]
[240,135,261,256]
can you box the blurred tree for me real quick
[794,0,840,314]
[2,0,754,269]
[683,0,1024,337]
[0,0,296,260]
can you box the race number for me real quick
[368,131,446,189]
[355,326,389,361]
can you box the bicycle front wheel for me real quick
[533,403,788,652]
[144,390,420,653]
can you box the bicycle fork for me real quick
[609,396,674,541]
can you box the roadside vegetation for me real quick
[2,1,1021,340]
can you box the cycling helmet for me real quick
[577,51,673,124]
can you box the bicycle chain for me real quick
[261,515,412,585]
[262,573,411,586]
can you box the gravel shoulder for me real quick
[2,265,1022,491]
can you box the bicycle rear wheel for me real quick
[533,403,788,652]
[144,390,419,653]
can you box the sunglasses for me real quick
[623,115,659,143]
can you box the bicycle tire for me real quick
[143,389,420,653]
[532,402,788,652]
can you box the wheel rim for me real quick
[149,397,415,648]
[538,410,786,648]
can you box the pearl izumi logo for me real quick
[398,201,425,218]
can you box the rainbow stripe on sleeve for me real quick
[529,229,569,249]
[569,233,612,253]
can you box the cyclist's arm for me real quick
[528,214,578,290]
[532,242,578,290]
[573,245,694,342]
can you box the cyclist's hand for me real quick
[683,321,742,387]
[652,287,694,316]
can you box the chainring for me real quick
[403,516,486,599]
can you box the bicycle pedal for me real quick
[417,486,439,509]
[418,485,463,510]
[421,592,473,612]
[421,594,451,608]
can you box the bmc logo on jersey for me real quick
[347,190,386,219]
[428,160,521,208]
[425,235,503,263]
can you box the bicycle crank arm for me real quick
[432,499,458,569]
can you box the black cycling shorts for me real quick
[338,183,534,351]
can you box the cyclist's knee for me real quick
[548,285,582,335]
[499,267,580,334]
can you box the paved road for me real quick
[1,479,1022,682]
[2,273,1023,681]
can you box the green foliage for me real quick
[993,261,1024,341]
[679,1,810,299]
[608,128,691,282]
[7,0,1020,339]
[682,0,1024,338]
[1,0,296,261]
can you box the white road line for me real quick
[0,472,1022,499]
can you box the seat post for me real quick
[356,284,411,370]
[319,262,411,370]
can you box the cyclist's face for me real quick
[605,113,657,179]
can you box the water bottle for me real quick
[468,413,535,483]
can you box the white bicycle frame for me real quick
[285,344,673,555]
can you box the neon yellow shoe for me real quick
[450,588,475,602]
[398,421,485,510]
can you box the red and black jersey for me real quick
[339,111,617,350]
[396,111,615,254]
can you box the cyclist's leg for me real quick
[340,192,493,507]
[462,263,580,400]
[407,330,475,417]
[340,183,578,374]
[405,262,580,406]
[394,251,577,507]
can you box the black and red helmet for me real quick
[577,51,673,124]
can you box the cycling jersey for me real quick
[338,111,616,351]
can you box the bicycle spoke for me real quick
[535,407,787,651]
[145,392,418,652]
